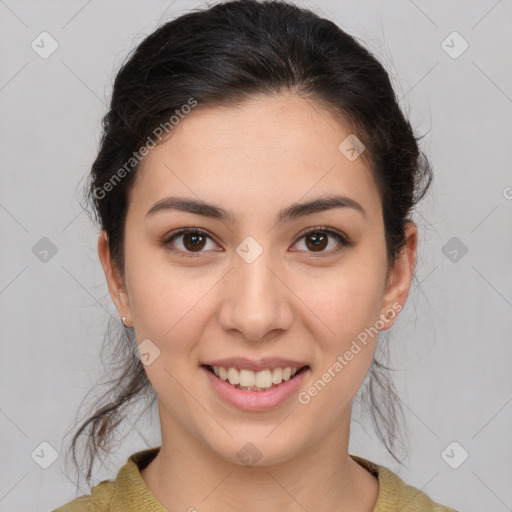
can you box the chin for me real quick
[200,426,306,469]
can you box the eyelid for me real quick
[295,225,350,245]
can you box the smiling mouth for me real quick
[204,364,309,392]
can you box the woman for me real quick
[54,1,457,510]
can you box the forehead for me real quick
[128,92,380,220]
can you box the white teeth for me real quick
[272,367,283,384]
[210,365,303,390]
[255,369,273,388]
[239,369,255,387]
[227,367,240,385]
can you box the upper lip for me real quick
[202,357,309,372]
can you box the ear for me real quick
[97,230,132,327]
[379,222,417,330]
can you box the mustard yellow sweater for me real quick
[52,447,458,511]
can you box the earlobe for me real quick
[97,231,132,325]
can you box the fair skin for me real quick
[98,92,417,512]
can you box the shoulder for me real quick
[51,480,115,512]
[377,466,458,512]
[52,447,161,512]
[350,455,459,512]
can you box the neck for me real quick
[140,406,378,512]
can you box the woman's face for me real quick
[100,92,416,466]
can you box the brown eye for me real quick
[163,228,219,258]
[304,232,329,252]
[182,232,207,252]
[293,227,351,258]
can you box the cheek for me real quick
[123,245,216,347]
[306,256,386,345]
[125,263,218,403]
[298,247,387,403]
[296,266,385,418]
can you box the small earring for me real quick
[122,316,128,328]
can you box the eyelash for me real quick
[161,226,351,259]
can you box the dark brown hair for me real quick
[66,0,432,487]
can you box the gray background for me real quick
[1,1,511,511]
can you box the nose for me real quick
[218,248,294,342]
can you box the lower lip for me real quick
[202,366,309,412]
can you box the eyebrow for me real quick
[145,194,367,223]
